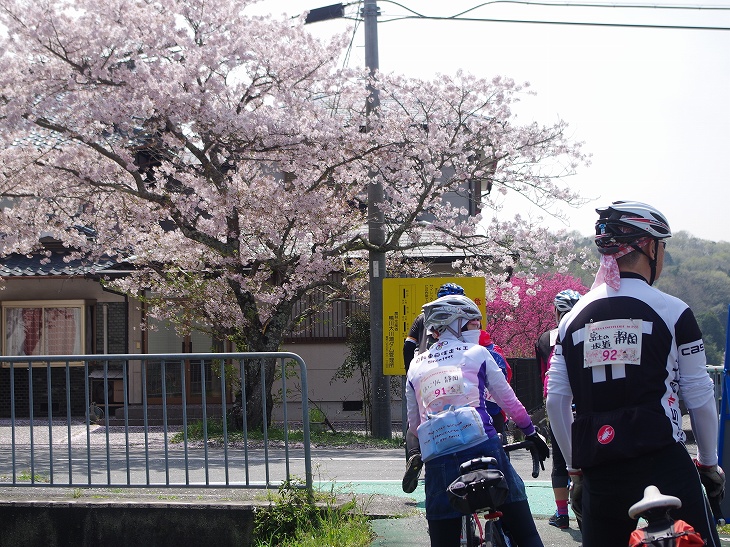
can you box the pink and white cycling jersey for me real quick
[406,333,535,459]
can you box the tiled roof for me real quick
[0,252,122,278]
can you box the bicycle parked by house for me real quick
[447,439,544,547]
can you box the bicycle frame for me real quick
[463,509,507,547]
[456,440,542,547]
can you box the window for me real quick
[283,272,365,343]
[2,300,86,362]
[143,312,222,401]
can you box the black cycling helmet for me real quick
[437,282,465,298]
[554,289,581,313]
[595,201,671,255]
[595,200,671,286]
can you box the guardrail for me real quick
[0,352,312,491]
[708,365,724,415]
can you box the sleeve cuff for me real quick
[520,424,536,437]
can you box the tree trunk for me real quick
[229,292,293,432]
[243,357,276,432]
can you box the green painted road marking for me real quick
[315,480,573,518]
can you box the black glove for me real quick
[696,460,726,500]
[568,469,583,526]
[525,432,550,461]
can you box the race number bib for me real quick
[584,319,642,368]
[420,366,464,408]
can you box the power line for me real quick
[380,0,730,17]
[342,6,363,68]
[340,0,730,30]
[380,16,730,31]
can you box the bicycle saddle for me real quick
[628,485,682,519]
[460,456,498,473]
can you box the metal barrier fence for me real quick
[708,365,724,415]
[0,352,312,491]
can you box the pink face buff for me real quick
[591,237,651,291]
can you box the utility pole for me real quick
[304,1,391,438]
[363,0,391,439]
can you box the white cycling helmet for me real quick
[423,295,482,339]
[554,289,581,313]
[595,201,672,255]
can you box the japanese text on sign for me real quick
[381,277,486,376]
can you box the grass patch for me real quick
[171,419,402,449]
[253,479,373,547]
[168,418,394,545]
[16,470,49,483]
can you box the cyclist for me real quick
[402,282,466,493]
[402,283,512,492]
[536,289,582,530]
[546,201,724,547]
[481,329,513,438]
[406,294,548,546]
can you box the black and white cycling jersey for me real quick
[547,272,715,469]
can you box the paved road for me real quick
[3,420,726,547]
[0,421,553,508]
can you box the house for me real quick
[0,170,494,426]
[0,239,397,424]
[0,239,135,418]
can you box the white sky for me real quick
[250,0,730,242]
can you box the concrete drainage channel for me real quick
[0,487,268,547]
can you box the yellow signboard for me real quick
[382,277,487,376]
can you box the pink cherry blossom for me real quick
[0,0,590,427]
[487,272,589,358]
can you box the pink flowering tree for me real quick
[0,0,589,428]
[487,273,590,358]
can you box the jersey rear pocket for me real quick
[572,406,673,469]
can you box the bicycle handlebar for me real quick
[504,439,544,478]
[457,439,546,478]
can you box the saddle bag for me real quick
[629,519,706,546]
[447,468,509,515]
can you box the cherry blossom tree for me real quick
[0,0,589,428]
[487,272,590,358]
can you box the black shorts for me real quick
[581,442,720,547]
